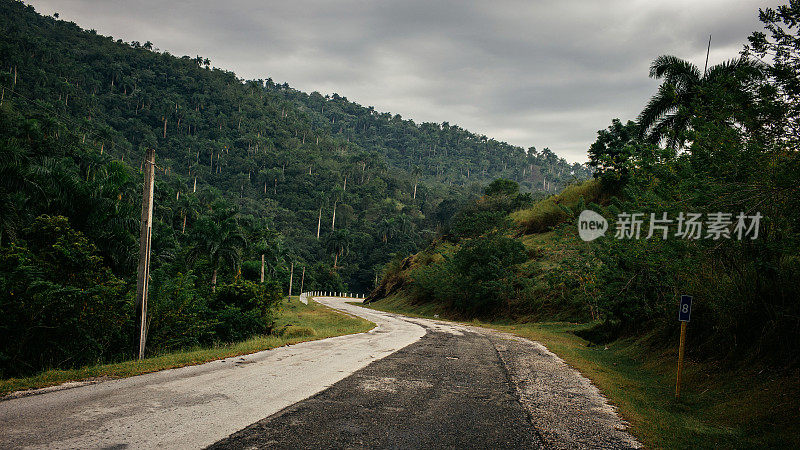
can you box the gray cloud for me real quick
[27,0,775,162]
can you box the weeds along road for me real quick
[1,298,640,449]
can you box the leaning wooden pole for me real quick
[136,148,156,360]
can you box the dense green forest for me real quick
[371,2,800,366]
[270,85,590,191]
[0,0,586,376]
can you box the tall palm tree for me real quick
[638,55,764,149]
[188,212,245,292]
[176,194,200,234]
[377,218,396,243]
[324,229,351,269]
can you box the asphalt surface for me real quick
[1,298,641,449]
[210,320,543,449]
[210,315,641,450]
[0,297,425,449]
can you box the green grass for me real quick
[0,296,375,397]
[510,179,603,233]
[362,299,800,449]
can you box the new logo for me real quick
[578,210,608,242]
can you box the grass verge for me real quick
[0,296,374,398]
[362,298,800,449]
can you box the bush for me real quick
[147,271,214,352]
[281,326,317,338]
[449,210,507,239]
[0,216,133,377]
[409,234,528,318]
[211,279,283,342]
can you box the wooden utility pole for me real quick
[675,295,692,399]
[288,262,294,297]
[136,148,156,360]
[676,321,687,398]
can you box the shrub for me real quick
[0,216,133,377]
[212,279,283,342]
[282,326,317,338]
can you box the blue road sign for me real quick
[678,295,692,322]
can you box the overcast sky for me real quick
[28,0,775,163]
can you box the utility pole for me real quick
[300,266,306,294]
[288,262,294,297]
[136,148,155,360]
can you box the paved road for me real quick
[1,298,640,449]
[210,314,641,450]
[0,298,425,449]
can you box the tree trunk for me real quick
[260,254,265,283]
[331,201,337,232]
[182,214,186,233]
[211,268,218,292]
[316,206,322,239]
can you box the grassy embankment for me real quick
[0,296,374,397]
[363,297,799,449]
[363,179,799,448]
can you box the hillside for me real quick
[271,85,591,190]
[0,0,584,292]
[0,0,589,376]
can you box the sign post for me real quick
[675,295,692,399]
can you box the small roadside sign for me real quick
[675,294,692,399]
[678,295,692,322]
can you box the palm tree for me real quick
[397,214,414,235]
[324,229,351,269]
[188,210,245,292]
[176,194,200,234]
[638,55,764,149]
[377,218,396,243]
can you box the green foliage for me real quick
[374,2,800,367]
[410,234,527,318]
[484,178,519,196]
[212,279,282,341]
[0,216,132,377]
[451,235,528,316]
[448,210,507,240]
[511,179,603,233]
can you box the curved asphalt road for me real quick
[0,297,640,449]
[0,297,424,449]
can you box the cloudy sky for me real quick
[28,0,774,162]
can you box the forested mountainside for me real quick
[369,2,800,369]
[0,0,583,289]
[270,85,590,190]
[0,0,587,375]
